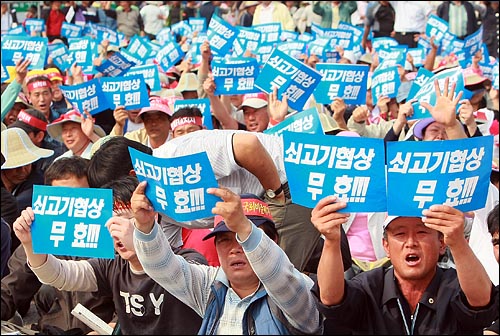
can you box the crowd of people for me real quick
[1,1,499,335]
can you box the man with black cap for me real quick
[309,195,498,334]
[131,185,323,335]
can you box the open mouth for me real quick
[405,254,420,265]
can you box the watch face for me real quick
[266,190,275,198]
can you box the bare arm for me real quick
[422,205,492,307]
[310,196,350,305]
[203,75,239,129]
[232,133,285,203]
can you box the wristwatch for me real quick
[265,184,283,199]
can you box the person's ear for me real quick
[128,169,136,177]
[35,131,45,144]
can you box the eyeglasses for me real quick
[492,238,499,246]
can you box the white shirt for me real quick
[259,2,274,24]
[390,1,433,33]
[140,3,165,35]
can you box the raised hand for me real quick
[207,187,250,238]
[311,196,349,242]
[131,181,156,233]
[420,78,463,128]
[13,207,36,245]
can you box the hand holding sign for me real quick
[310,195,349,242]
[131,181,156,234]
[421,204,466,248]
[13,207,35,246]
[268,87,288,123]
[207,187,251,239]
[15,57,31,84]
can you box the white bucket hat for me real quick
[47,110,106,142]
[1,128,54,169]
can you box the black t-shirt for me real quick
[87,248,206,335]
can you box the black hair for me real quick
[171,106,203,120]
[87,136,152,188]
[101,175,139,205]
[44,156,89,185]
[487,204,499,236]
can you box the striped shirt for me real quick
[133,219,322,334]
[448,2,467,38]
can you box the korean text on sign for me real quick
[282,131,387,212]
[128,148,220,222]
[386,136,493,216]
[30,185,114,259]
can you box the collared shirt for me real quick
[448,2,467,38]
[217,287,259,334]
[259,2,274,24]
[313,266,498,334]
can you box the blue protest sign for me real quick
[337,21,363,44]
[100,74,150,110]
[1,36,48,69]
[254,42,276,66]
[156,27,173,44]
[189,17,206,33]
[378,46,407,69]
[463,27,483,59]
[60,78,112,115]
[426,14,449,46]
[253,23,281,44]
[281,30,299,42]
[24,19,45,34]
[48,43,71,72]
[298,33,313,42]
[171,20,194,38]
[318,28,354,50]
[372,37,399,52]
[207,15,238,56]
[120,48,144,66]
[129,148,220,222]
[173,98,213,130]
[255,48,322,111]
[282,132,387,212]
[61,22,83,38]
[371,65,400,105]
[263,107,323,137]
[67,37,97,74]
[410,67,465,120]
[95,52,136,77]
[386,136,493,216]
[126,36,153,60]
[407,47,426,68]
[93,24,122,47]
[154,40,185,72]
[1,64,9,82]
[31,185,114,259]
[212,57,260,95]
[6,25,26,36]
[407,67,434,101]
[124,64,161,92]
[233,26,261,56]
[314,63,369,105]
[276,41,307,60]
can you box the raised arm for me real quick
[422,204,493,307]
[203,75,239,129]
[310,196,350,306]
[420,77,467,139]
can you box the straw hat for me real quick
[47,110,106,142]
[1,128,54,169]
